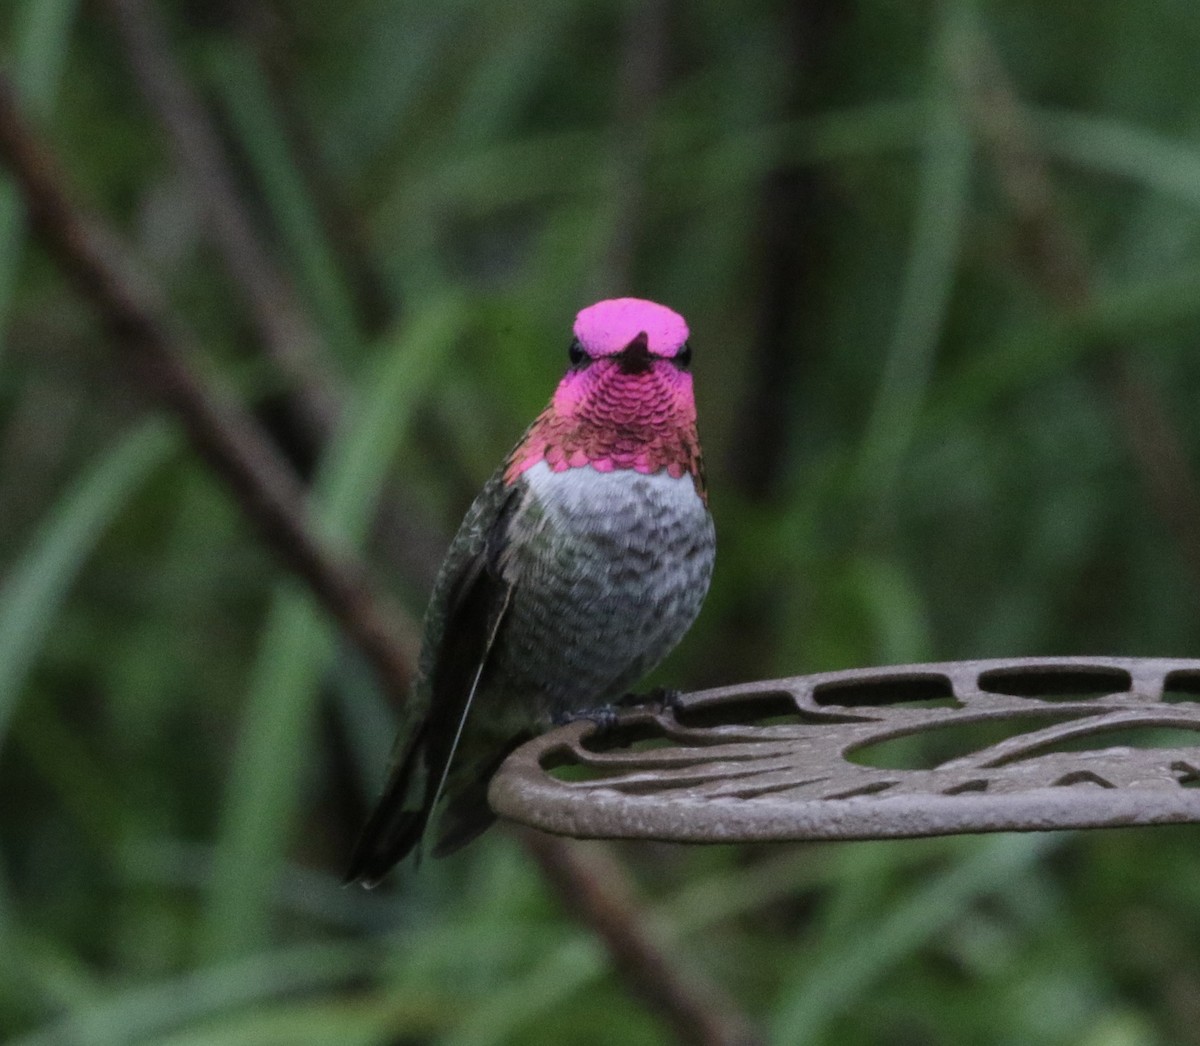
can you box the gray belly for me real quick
[490,462,715,722]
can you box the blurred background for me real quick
[3,0,1200,1042]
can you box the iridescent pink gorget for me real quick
[505,298,706,499]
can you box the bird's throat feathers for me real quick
[504,362,707,501]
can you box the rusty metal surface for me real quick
[489,657,1200,842]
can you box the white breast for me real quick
[520,459,708,535]
[495,460,715,718]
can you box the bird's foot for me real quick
[552,704,621,731]
[553,689,684,733]
[615,686,683,715]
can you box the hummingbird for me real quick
[345,298,715,885]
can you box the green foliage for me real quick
[4,0,1200,1042]
[0,0,78,361]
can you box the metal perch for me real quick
[491,657,1200,842]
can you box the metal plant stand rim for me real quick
[489,656,1200,843]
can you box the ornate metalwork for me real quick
[489,657,1200,842]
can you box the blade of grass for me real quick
[0,419,173,1024]
[203,40,361,359]
[451,2,576,147]
[320,0,473,180]
[446,937,603,1046]
[1034,108,1200,213]
[770,834,1061,1046]
[11,689,126,850]
[125,836,407,933]
[850,555,933,665]
[151,997,438,1046]
[4,0,78,106]
[395,98,1200,252]
[201,296,465,959]
[928,256,1200,424]
[0,0,80,362]
[393,99,926,227]
[0,923,103,1033]
[0,419,176,752]
[855,1,974,517]
[8,941,377,1046]
[448,842,867,1046]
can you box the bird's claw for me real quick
[615,686,683,715]
[554,689,684,733]
[552,704,621,731]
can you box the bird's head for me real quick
[507,298,704,487]
[551,297,694,421]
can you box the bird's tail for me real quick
[430,730,532,858]
[343,726,432,887]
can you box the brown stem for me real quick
[95,0,340,442]
[0,82,756,1042]
[227,0,395,339]
[0,75,420,699]
[596,0,670,295]
[97,0,454,593]
[726,0,848,502]
[518,830,763,1046]
[958,35,1200,594]
[718,2,848,686]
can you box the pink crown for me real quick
[573,298,689,358]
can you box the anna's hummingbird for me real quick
[346,298,715,884]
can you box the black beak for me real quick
[615,331,653,374]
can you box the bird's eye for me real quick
[568,338,590,368]
[674,342,693,368]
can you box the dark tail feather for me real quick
[430,731,532,859]
[344,799,429,888]
[344,726,432,887]
[430,804,496,859]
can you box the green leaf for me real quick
[770,834,1062,1045]
[0,0,81,363]
[855,2,974,517]
[201,296,465,959]
[203,40,363,358]
[0,420,176,752]
[8,942,375,1046]
[1035,108,1200,212]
